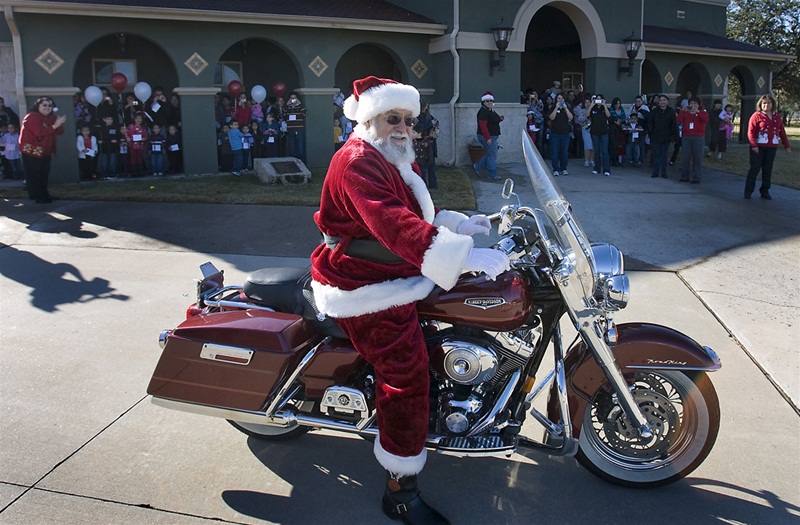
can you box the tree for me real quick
[727,0,800,122]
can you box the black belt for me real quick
[322,233,405,263]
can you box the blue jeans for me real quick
[626,139,643,165]
[475,135,499,179]
[232,149,243,172]
[150,153,164,174]
[550,133,570,171]
[99,153,117,176]
[591,133,609,173]
[288,131,306,163]
[652,142,669,176]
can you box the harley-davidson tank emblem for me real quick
[464,297,506,310]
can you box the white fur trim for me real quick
[374,433,427,477]
[481,93,495,102]
[344,83,420,124]
[420,226,473,291]
[396,163,435,224]
[433,210,469,233]
[311,276,435,318]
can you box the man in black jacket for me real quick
[648,94,678,178]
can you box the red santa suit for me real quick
[310,78,477,477]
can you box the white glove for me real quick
[456,214,491,236]
[463,248,511,281]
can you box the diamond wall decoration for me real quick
[664,71,674,86]
[184,53,209,76]
[35,48,64,74]
[308,56,328,78]
[714,74,724,87]
[757,76,765,89]
[411,59,428,79]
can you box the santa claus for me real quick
[310,76,509,524]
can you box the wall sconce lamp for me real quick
[617,32,643,79]
[117,32,127,53]
[489,19,514,76]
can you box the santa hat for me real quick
[481,92,495,102]
[343,76,420,124]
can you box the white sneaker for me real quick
[553,170,560,177]
[584,160,590,167]
[717,153,722,159]
[592,169,598,175]
[604,171,610,177]
[562,170,568,176]
[590,161,595,167]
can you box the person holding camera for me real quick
[588,95,611,176]
[145,86,170,129]
[548,93,573,176]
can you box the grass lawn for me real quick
[710,125,799,189]
[0,166,478,211]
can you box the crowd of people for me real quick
[69,86,183,180]
[522,84,743,181]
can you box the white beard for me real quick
[359,123,416,166]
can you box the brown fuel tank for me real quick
[417,270,533,331]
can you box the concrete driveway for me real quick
[1,161,798,524]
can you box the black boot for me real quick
[382,473,450,524]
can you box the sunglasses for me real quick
[384,114,417,127]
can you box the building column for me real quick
[294,87,337,170]
[24,87,81,184]
[173,87,221,175]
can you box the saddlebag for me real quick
[147,310,321,411]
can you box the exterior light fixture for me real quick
[617,32,643,79]
[490,19,514,76]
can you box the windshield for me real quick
[521,129,596,303]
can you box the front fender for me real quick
[548,322,721,437]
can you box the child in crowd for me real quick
[261,113,281,158]
[241,124,254,170]
[623,114,645,167]
[166,125,183,174]
[118,127,130,177]
[1,123,23,180]
[76,125,99,180]
[97,115,118,178]
[706,100,723,158]
[228,120,244,175]
[525,110,539,145]
[218,124,233,172]
[126,112,148,176]
[249,119,264,159]
[234,93,252,128]
[149,124,166,176]
[718,104,734,160]
[250,99,265,123]
[334,118,344,151]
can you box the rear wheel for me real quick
[227,420,310,441]
[576,370,719,488]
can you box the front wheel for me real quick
[576,370,719,488]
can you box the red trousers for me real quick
[337,303,429,462]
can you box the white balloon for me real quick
[134,81,152,103]
[84,85,103,107]
[251,84,267,104]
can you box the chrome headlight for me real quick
[591,243,624,281]
[603,274,630,310]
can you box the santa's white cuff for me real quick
[374,434,427,477]
[433,209,469,233]
[420,226,473,291]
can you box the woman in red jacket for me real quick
[745,94,791,199]
[19,96,67,203]
[675,97,709,183]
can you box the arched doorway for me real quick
[217,39,299,104]
[521,5,584,96]
[335,43,404,92]
[675,62,712,104]
[728,66,757,143]
[641,59,661,98]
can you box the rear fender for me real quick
[547,322,721,437]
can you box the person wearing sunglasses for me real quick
[310,76,509,525]
[19,97,67,203]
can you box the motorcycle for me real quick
[148,130,721,488]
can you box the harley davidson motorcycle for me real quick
[148,130,721,488]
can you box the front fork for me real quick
[579,319,653,439]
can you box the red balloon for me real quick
[228,80,243,98]
[272,81,287,98]
[110,72,128,93]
